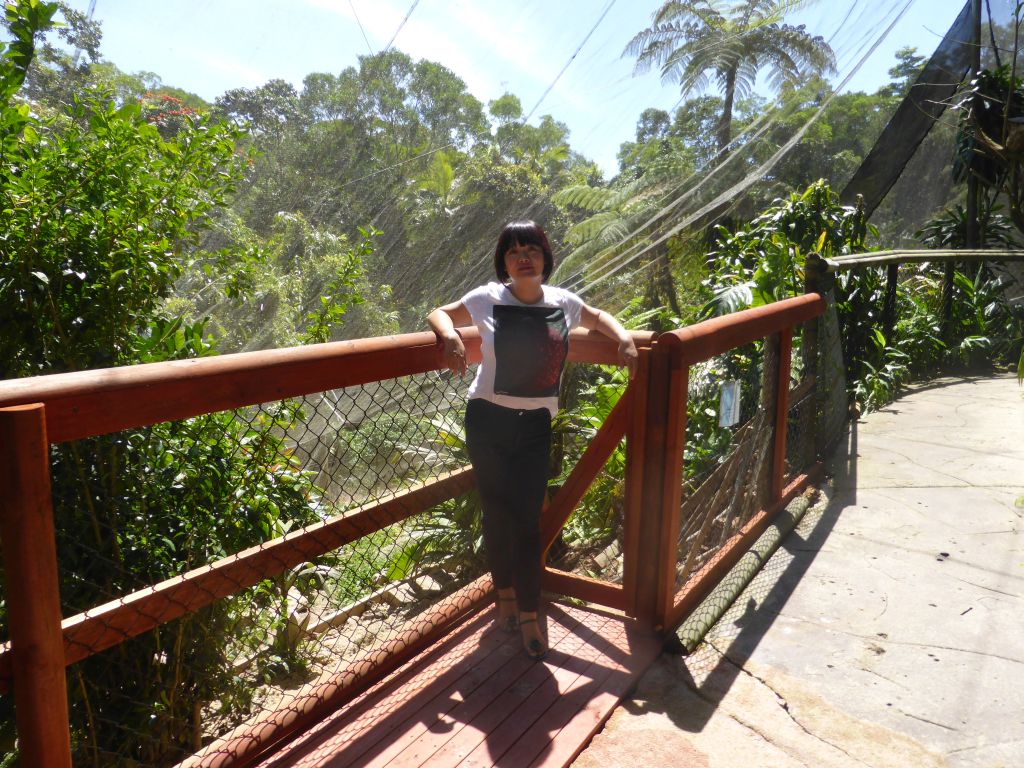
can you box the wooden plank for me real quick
[541,568,625,611]
[252,603,661,768]
[631,343,671,629]
[373,612,586,768]
[0,329,651,445]
[0,332,466,443]
[567,330,655,365]
[0,405,72,768]
[495,610,630,765]
[443,606,618,768]
[620,350,651,619]
[415,608,600,768]
[525,618,661,768]
[654,359,689,631]
[527,657,659,768]
[828,248,1024,269]
[178,575,494,768]
[252,609,512,768]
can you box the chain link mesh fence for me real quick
[672,313,838,602]
[41,369,486,766]
[546,363,630,584]
[674,338,773,594]
[0,359,633,767]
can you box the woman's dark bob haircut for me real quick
[494,220,554,282]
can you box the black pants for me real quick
[464,398,551,613]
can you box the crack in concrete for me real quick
[856,665,909,690]
[872,430,1014,462]
[897,708,959,732]
[705,639,874,767]
[950,576,1021,599]
[779,616,1024,666]
[948,736,1024,755]
[725,713,814,768]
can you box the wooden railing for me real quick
[811,248,1024,345]
[0,294,826,768]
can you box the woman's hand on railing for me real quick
[618,337,638,380]
[441,332,468,377]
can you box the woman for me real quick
[427,220,637,660]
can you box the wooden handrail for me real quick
[0,405,72,766]
[661,293,825,366]
[825,248,1024,270]
[0,329,654,444]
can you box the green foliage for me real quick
[0,93,245,377]
[406,413,488,577]
[0,4,336,763]
[554,368,630,548]
[173,214,384,351]
[694,178,1016,411]
[915,203,1019,249]
[702,179,872,316]
[0,0,58,144]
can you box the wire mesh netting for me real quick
[671,316,840,601]
[0,360,634,766]
[674,338,774,595]
[547,364,631,584]
[35,370,486,766]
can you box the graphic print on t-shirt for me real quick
[492,304,569,398]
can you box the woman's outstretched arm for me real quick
[579,304,638,379]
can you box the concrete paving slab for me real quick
[572,374,1024,768]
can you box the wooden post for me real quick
[883,263,898,345]
[770,329,794,502]
[800,252,827,466]
[621,350,650,620]
[630,337,688,632]
[0,404,72,768]
[941,261,955,341]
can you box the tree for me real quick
[625,0,835,155]
[1,5,339,762]
[876,45,926,99]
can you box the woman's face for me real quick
[503,242,545,284]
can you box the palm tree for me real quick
[625,0,835,156]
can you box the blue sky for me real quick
[60,0,966,175]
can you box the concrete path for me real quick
[573,374,1024,768]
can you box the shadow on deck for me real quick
[254,603,662,768]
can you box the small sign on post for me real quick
[719,380,741,427]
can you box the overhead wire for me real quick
[552,2,905,293]
[522,0,618,123]
[455,0,627,281]
[381,0,420,54]
[562,0,917,297]
[348,0,375,55]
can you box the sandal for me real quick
[497,595,518,633]
[518,617,547,661]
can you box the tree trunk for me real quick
[716,68,737,158]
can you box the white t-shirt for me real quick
[460,282,585,417]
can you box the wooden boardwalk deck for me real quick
[254,601,663,768]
